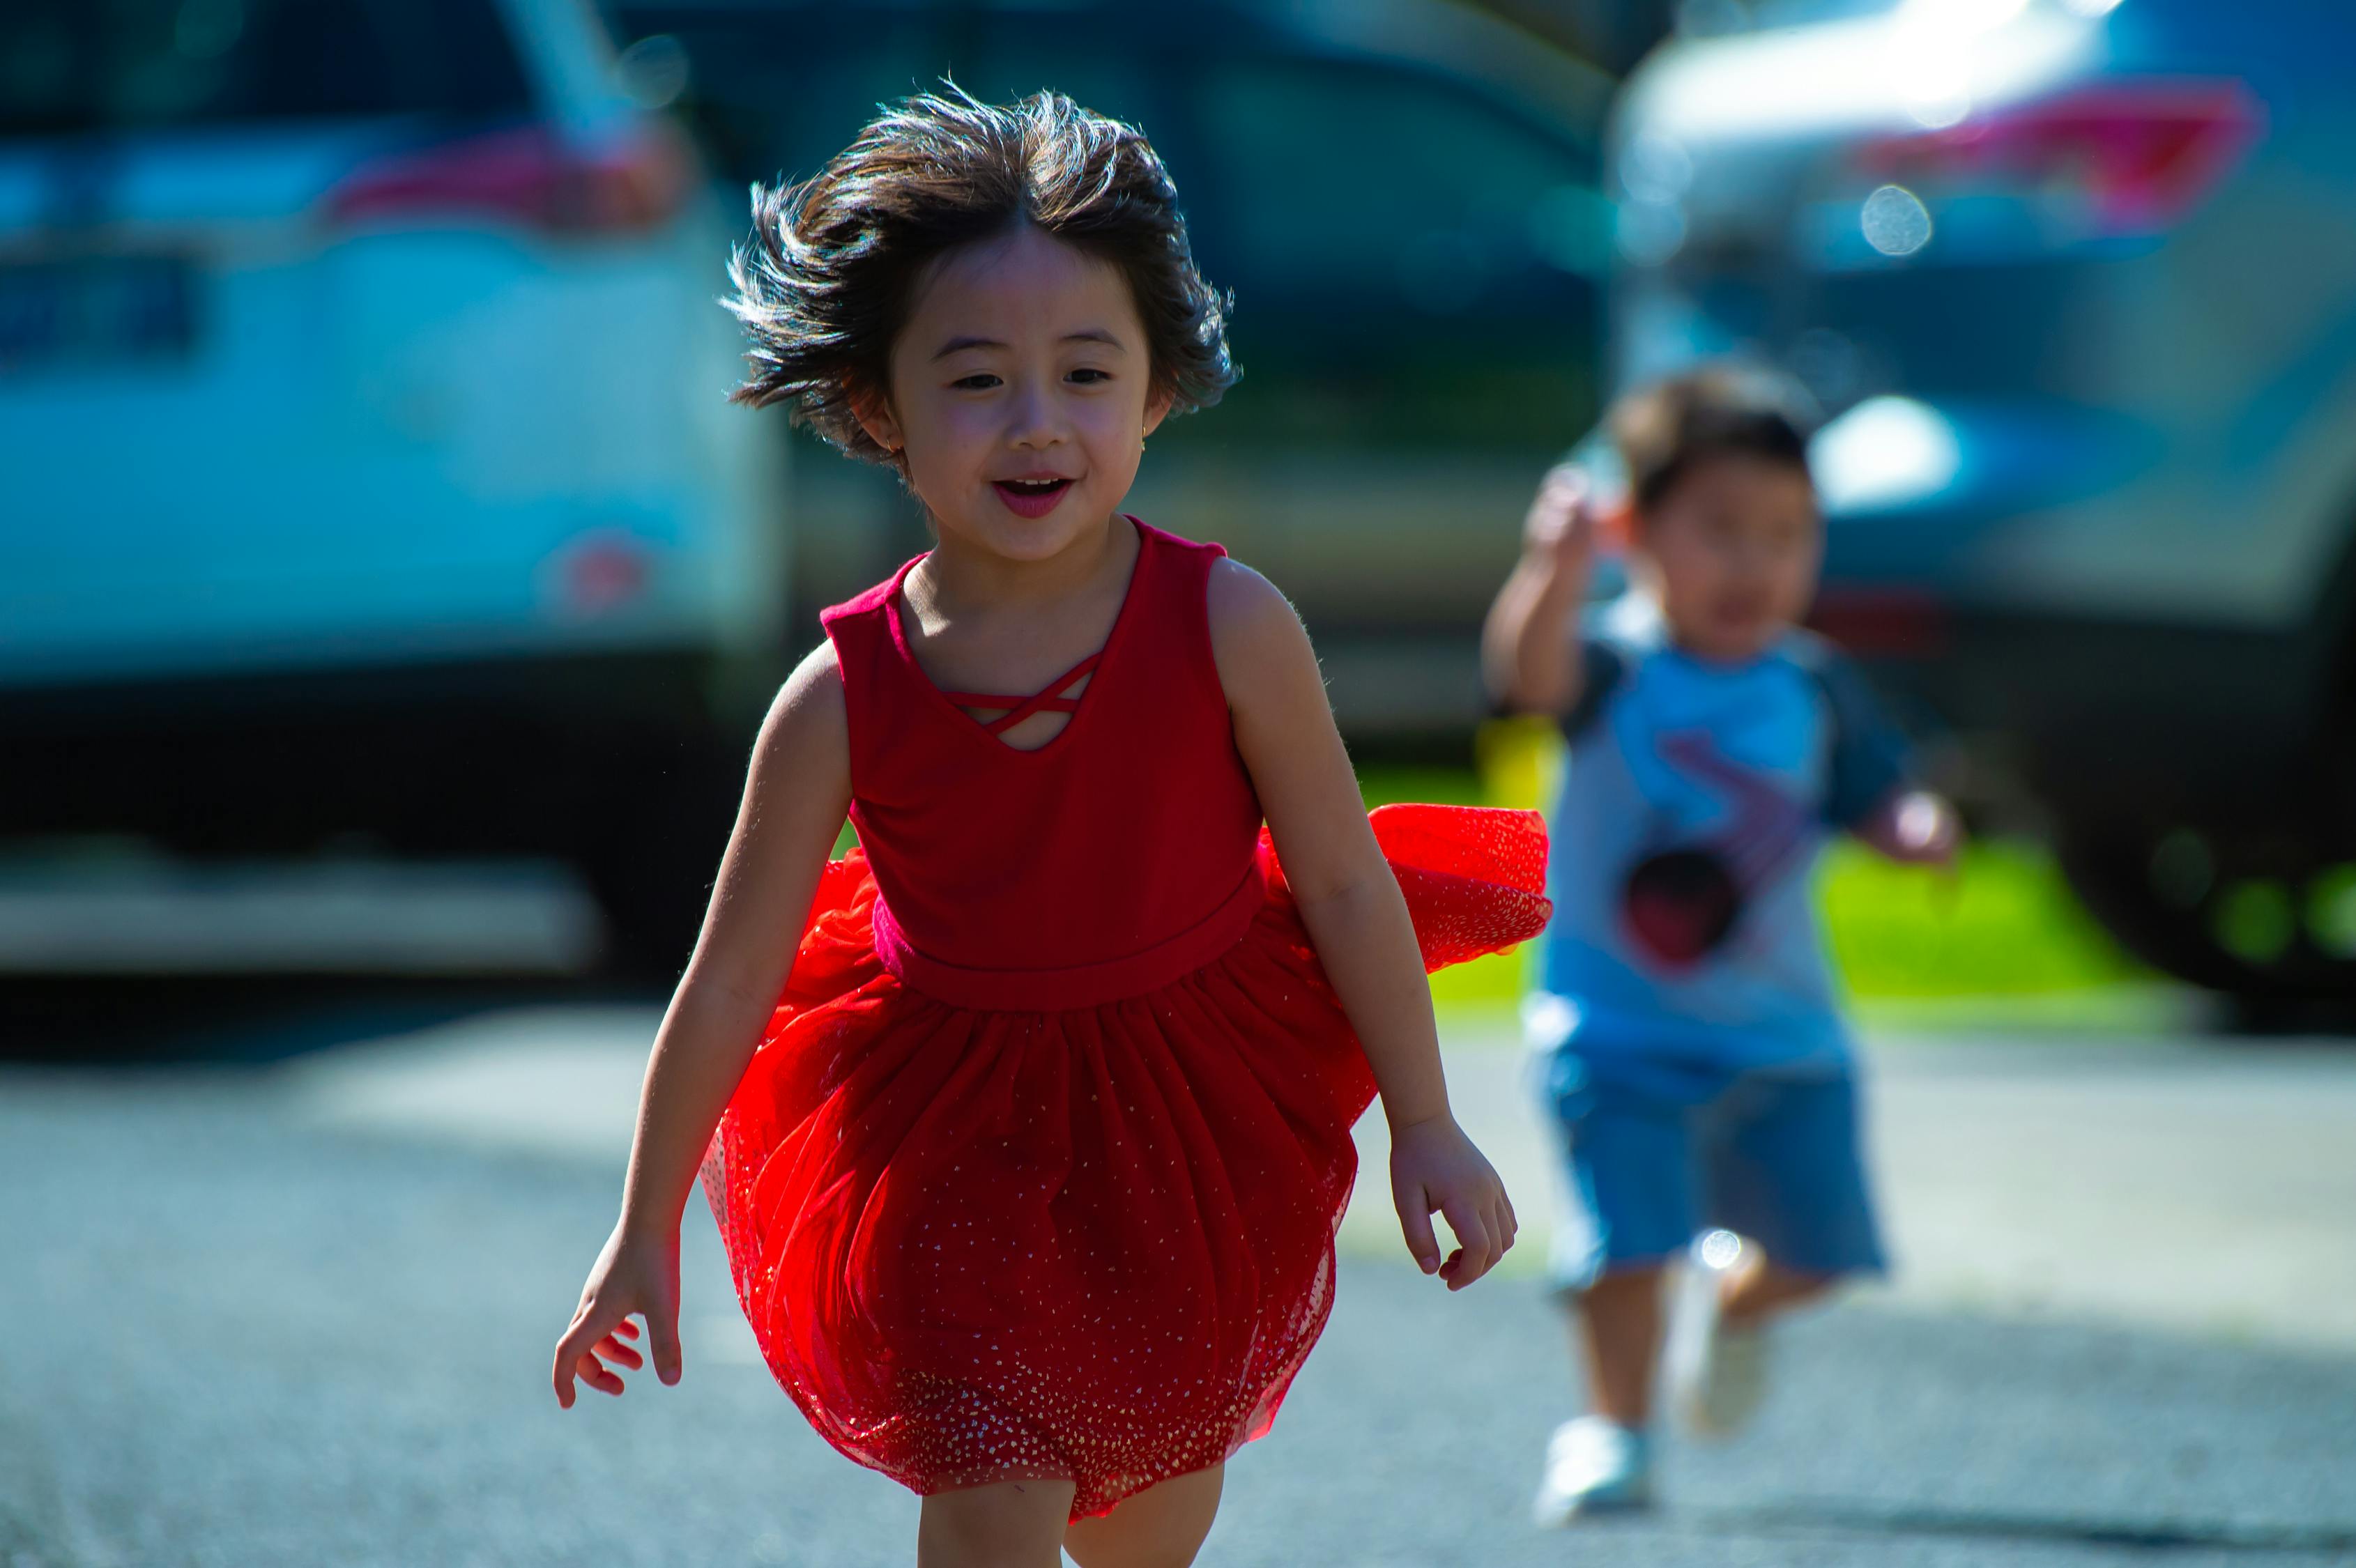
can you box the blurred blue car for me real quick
[1612,0,2356,1002]
[0,0,786,970]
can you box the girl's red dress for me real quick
[703,520,1548,1519]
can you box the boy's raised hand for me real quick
[1390,1112,1517,1291]
[1523,462,1600,572]
[553,1223,683,1408]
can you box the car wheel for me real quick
[2057,826,2356,1003]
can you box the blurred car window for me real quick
[0,0,530,136]
[1193,56,1582,307]
[1178,56,1599,450]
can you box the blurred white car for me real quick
[0,0,786,973]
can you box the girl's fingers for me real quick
[596,1334,645,1371]
[576,1350,626,1397]
[553,1300,625,1407]
[1439,1199,1494,1291]
[648,1308,686,1386]
[553,1326,590,1407]
[1394,1183,1442,1275]
[611,1319,640,1342]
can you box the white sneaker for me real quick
[1667,1229,1773,1439]
[1531,1415,1653,1525]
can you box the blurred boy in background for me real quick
[1483,366,1959,1524]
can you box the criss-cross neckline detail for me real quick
[883,516,1149,755]
[940,652,1104,735]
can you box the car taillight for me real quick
[1856,79,2263,236]
[1807,585,1950,659]
[326,122,690,237]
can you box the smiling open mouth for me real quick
[991,477,1075,516]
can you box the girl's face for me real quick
[1630,454,1821,664]
[857,224,1170,562]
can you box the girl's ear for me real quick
[1142,388,1175,440]
[850,383,905,455]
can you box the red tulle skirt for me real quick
[701,805,1548,1520]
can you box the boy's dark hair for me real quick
[726,85,1237,463]
[1609,364,1816,516]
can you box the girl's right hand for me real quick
[552,1222,683,1408]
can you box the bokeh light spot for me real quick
[2214,880,2295,965]
[1862,185,1934,256]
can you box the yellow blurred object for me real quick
[1474,715,1565,813]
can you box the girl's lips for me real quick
[991,477,1075,519]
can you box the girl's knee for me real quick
[1063,1465,1223,1568]
[917,1477,1077,1568]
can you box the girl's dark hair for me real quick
[1609,364,1816,516]
[726,84,1237,463]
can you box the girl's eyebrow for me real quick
[931,330,1128,360]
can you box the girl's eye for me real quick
[1067,368,1111,385]
[951,374,1001,391]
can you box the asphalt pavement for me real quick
[3,990,2353,1567]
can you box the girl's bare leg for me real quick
[1063,1464,1225,1568]
[1570,1264,1667,1428]
[917,1477,1078,1568]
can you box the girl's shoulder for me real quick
[742,637,849,802]
[1204,552,1314,712]
[770,638,846,734]
[1204,551,1292,638]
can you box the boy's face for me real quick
[1630,454,1821,663]
[858,224,1169,562]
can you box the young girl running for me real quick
[551,87,1549,1567]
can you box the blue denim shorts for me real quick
[1530,1042,1888,1292]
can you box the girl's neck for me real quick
[916,512,1135,619]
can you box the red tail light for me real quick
[1857,79,2263,236]
[1807,585,1950,659]
[326,122,691,237]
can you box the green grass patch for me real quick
[1816,837,2140,999]
[1356,766,1490,810]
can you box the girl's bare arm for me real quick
[1209,558,1515,1291]
[553,641,851,1405]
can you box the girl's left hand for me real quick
[1389,1114,1517,1291]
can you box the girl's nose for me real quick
[1006,381,1067,449]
